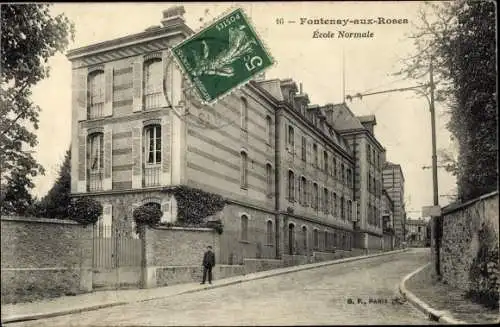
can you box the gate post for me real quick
[140,225,157,289]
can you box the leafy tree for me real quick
[0,4,74,214]
[36,147,71,218]
[0,167,35,216]
[397,0,497,202]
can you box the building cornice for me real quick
[66,23,193,61]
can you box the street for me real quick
[9,249,434,326]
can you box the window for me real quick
[313,144,318,167]
[301,137,306,161]
[144,59,163,109]
[333,158,337,178]
[301,177,307,206]
[266,163,272,196]
[324,151,328,173]
[323,188,329,213]
[240,151,248,189]
[266,116,272,144]
[313,183,319,210]
[341,164,345,184]
[302,226,308,251]
[367,144,371,163]
[267,220,273,245]
[288,170,295,201]
[88,133,104,191]
[241,215,248,241]
[143,125,161,187]
[341,196,345,220]
[324,231,328,250]
[333,192,337,217]
[88,70,105,119]
[347,200,352,221]
[287,126,294,148]
[313,229,319,249]
[241,98,248,130]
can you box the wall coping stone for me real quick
[150,225,214,232]
[442,190,498,215]
[1,216,80,225]
[243,258,282,263]
[153,264,243,269]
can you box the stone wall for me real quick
[156,265,245,287]
[143,225,219,266]
[438,191,499,303]
[1,216,93,304]
[243,258,283,274]
[383,234,394,251]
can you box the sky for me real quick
[29,1,458,218]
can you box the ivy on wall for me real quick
[68,197,102,226]
[467,221,500,309]
[133,203,162,228]
[162,186,226,234]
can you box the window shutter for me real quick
[132,124,142,188]
[159,51,169,108]
[132,60,143,112]
[104,65,113,117]
[103,126,112,190]
[74,70,87,121]
[160,116,170,185]
[77,128,87,192]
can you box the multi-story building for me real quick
[405,218,428,247]
[68,6,388,266]
[382,161,406,245]
[381,189,394,231]
[328,104,386,250]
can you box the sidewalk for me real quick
[2,249,407,324]
[400,263,500,324]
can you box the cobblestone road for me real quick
[10,248,435,326]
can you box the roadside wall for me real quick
[438,191,499,306]
[1,216,93,304]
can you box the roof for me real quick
[329,103,365,131]
[357,115,377,125]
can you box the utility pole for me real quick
[429,59,439,207]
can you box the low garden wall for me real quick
[243,258,283,274]
[1,216,93,304]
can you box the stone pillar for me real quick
[141,226,157,288]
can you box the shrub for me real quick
[166,186,225,225]
[68,197,102,226]
[133,203,162,228]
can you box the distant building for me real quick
[382,162,406,246]
[381,189,394,232]
[328,104,387,250]
[406,218,428,247]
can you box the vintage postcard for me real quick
[1,1,498,326]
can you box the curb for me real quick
[399,263,468,324]
[3,248,408,324]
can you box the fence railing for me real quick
[143,165,161,187]
[92,226,142,269]
[88,103,104,119]
[88,170,103,191]
[144,92,162,110]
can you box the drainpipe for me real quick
[274,107,282,259]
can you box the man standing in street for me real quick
[201,245,215,284]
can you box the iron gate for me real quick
[92,225,143,289]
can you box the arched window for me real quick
[323,188,329,213]
[333,192,337,217]
[266,220,273,245]
[241,97,248,130]
[266,163,272,196]
[323,151,328,173]
[266,115,272,144]
[144,59,163,109]
[288,170,295,201]
[240,151,248,189]
[313,183,319,210]
[302,226,308,252]
[341,196,345,220]
[88,70,105,119]
[313,229,319,249]
[88,132,104,191]
[313,144,318,167]
[240,215,249,241]
[287,126,294,147]
[301,177,307,205]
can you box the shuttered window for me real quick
[88,71,105,119]
[88,133,104,191]
[144,59,163,110]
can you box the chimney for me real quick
[161,6,186,27]
[253,71,266,82]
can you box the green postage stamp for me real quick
[172,7,274,104]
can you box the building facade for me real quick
[328,104,386,250]
[382,162,406,245]
[68,7,393,266]
[405,218,428,247]
[381,189,394,232]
